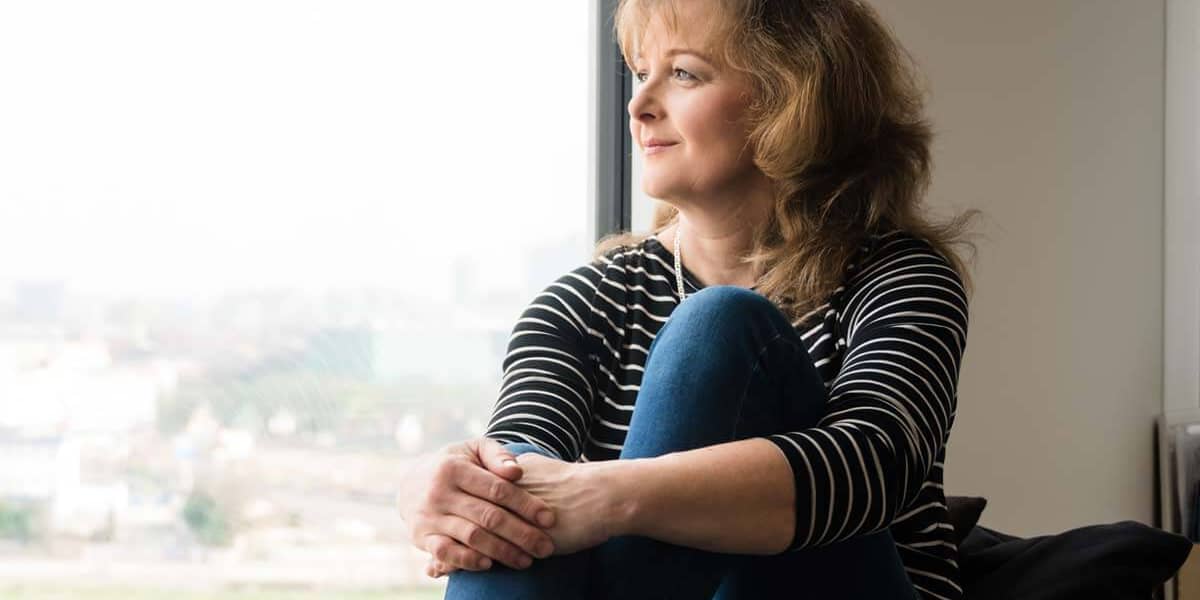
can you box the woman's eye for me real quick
[632,68,696,83]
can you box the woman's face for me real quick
[627,2,759,206]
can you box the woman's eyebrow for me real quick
[635,48,713,63]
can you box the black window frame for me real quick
[594,0,634,242]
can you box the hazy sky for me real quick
[0,1,590,300]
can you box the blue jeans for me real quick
[445,285,918,600]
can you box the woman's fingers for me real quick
[448,492,552,561]
[437,512,537,570]
[424,532,493,572]
[456,458,556,528]
[477,437,526,482]
[434,559,456,577]
[426,557,455,579]
[403,445,555,578]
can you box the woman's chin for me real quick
[640,181,681,202]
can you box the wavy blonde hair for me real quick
[597,0,982,323]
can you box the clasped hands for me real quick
[397,438,622,579]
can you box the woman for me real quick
[398,0,980,598]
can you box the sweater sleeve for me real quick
[763,241,969,552]
[483,259,607,462]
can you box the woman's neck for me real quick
[659,205,769,289]
[652,167,776,289]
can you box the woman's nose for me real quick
[628,86,659,123]
[628,94,657,124]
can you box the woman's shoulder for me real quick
[839,229,969,322]
[587,235,675,274]
[546,236,664,294]
[595,234,661,260]
[849,229,959,285]
[563,236,680,308]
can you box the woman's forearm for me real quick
[596,437,796,555]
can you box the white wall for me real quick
[870,1,1167,535]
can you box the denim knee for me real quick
[683,285,772,312]
[666,285,787,346]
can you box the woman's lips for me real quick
[645,143,677,155]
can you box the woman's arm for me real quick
[498,435,793,557]
[595,437,797,555]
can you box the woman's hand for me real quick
[424,453,627,577]
[397,438,559,576]
[509,452,622,556]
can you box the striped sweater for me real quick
[484,229,969,600]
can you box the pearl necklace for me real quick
[673,224,687,302]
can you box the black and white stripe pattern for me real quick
[485,230,968,600]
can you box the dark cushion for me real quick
[959,520,1192,600]
[946,495,988,546]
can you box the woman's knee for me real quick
[681,285,774,317]
[676,284,777,326]
[660,285,786,348]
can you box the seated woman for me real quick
[398,0,980,598]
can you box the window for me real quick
[0,1,595,596]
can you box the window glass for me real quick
[0,1,591,596]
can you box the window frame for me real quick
[593,0,634,242]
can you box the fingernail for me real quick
[479,557,492,569]
[537,541,554,558]
[537,510,554,527]
[502,458,518,467]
